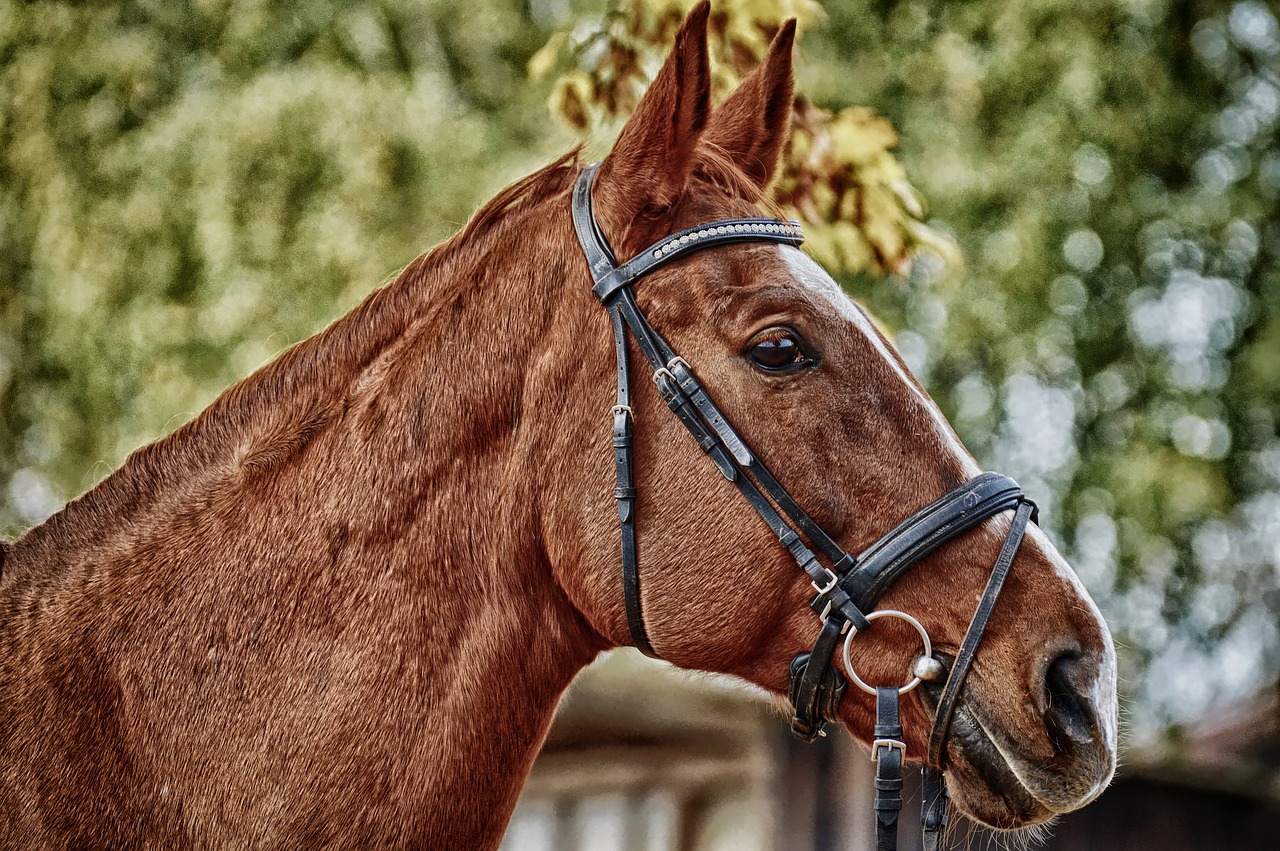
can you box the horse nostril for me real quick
[1043,652,1098,750]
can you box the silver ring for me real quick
[841,610,932,696]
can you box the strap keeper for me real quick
[812,584,872,633]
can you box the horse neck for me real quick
[4,175,606,842]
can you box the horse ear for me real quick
[593,0,712,249]
[702,19,796,190]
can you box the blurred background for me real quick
[1,0,1277,847]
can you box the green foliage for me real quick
[0,0,572,532]
[534,0,957,275]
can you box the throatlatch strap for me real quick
[874,686,905,851]
[927,499,1036,767]
[608,301,656,658]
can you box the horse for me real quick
[0,3,1117,847]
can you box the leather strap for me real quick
[571,163,617,276]
[570,161,1041,851]
[572,164,830,659]
[788,615,848,741]
[610,306,654,657]
[921,765,949,851]
[873,686,905,851]
[927,499,1036,767]
[836,473,1031,613]
[665,358,854,568]
[592,218,803,303]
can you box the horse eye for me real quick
[747,332,809,371]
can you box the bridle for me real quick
[571,163,1038,850]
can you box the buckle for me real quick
[611,404,632,419]
[818,601,853,634]
[871,738,906,761]
[810,567,839,595]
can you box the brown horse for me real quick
[0,4,1117,847]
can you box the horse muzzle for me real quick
[923,644,1119,830]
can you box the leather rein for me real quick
[571,163,1037,850]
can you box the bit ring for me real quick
[841,610,932,696]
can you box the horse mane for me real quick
[9,142,770,567]
[462,148,582,239]
[9,151,587,565]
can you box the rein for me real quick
[571,163,1037,849]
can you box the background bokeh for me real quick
[2,0,1277,827]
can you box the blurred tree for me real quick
[0,0,574,533]
[2,0,1276,745]
[531,0,958,274]
[794,0,1280,743]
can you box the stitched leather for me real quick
[922,766,949,851]
[571,164,818,658]
[591,219,803,303]
[837,473,1031,612]
[788,616,848,741]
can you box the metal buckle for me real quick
[811,567,839,595]
[666,356,690,372]
[652,367,675,386]
[871,738,906,761]
[611,404,632,419]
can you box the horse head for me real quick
[0,5,1118,845]
[544,2,1118,832]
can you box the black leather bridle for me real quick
[571,163,1038,850]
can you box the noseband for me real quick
[571,163,1037,849]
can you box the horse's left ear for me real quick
[593,1,712,249]
[702,19,796,190]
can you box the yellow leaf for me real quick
[549,72,593,131]
[832,221,873,273]
[528,32,566,82]
[829,107,899,166]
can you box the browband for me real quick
[572,163,804,303]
